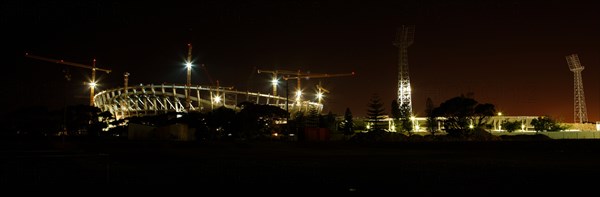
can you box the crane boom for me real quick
[257,69,300,76]
[257,69,304,96]
[257,68,355,112]
[282,72,355,80]
[24,52,112,106]
[283,71,355,106]
[24,53,112,73]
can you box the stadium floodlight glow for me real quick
[316,92,324,99]
[214,95,222,103]
[271,78,278,86]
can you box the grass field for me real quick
[2,137,600,194]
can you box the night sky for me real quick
[3,0,600,122]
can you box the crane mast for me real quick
[315,81,330,105]
[90,59,96,106]
[24,53,111,106]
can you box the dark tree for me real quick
[340,108,354,139]
[65,105,103,137]
[433,95,496,137]
[235,102,289,140]
[391,100,401,120]
[425,97,438,136]
[390,99,401,133]
[531,116,566,133]
[501,120,522,133]
[319,111,336,131]
[291,111,307,141]
[306,107,320,128]
[399,103,413,134]
[473,103,496,128]
[8,106,58,137]
[189,112,211,141]
[366,94,386,132]
[207,106,236,139]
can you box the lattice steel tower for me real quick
[393,25,415,114]
[565,54,588,123]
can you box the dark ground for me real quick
[2,137,600,195]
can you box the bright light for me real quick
[498,112,503,116]
[469,124,474,129]
[296,90,302,97]
[271,78,278,86]
[273,133,278,137]
[410,116,415,121]
[89,82,97,88]
[316,92,324,99]
[214,95,221,103]
[185,62,192,69]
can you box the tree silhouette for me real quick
[391,100,401,120]
[319,111,336,131]
[235,102,289,140]
[531,116,566,133]
[425,97,438,136]
[340,108,354,139]
[391,100,401,132]
[433,95,496,137]
[366,94,386,132]
[399,103,413,134]
[207,106,236,139]
[501,120,521,133]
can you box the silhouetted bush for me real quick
[499,134,552,141]
[467,129,502,141]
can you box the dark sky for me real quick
[3,0,600,122]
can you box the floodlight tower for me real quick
[393,25,415,115]
[566,54,588,123]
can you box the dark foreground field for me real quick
[2,137,600,195]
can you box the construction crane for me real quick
[197,64,234,90]
[315,81,330,105]
[283,71,355,105]
[24,52,112,106]
[200,64,215,86]
[256,69,303,96]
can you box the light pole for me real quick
[271,74,278,96]
[185,43,193,112]
[497,112,503,131]
[285,78,289,114]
